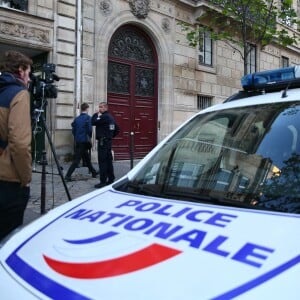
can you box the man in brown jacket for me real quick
[0,50,33,240]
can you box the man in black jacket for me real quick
[92,102,119,188]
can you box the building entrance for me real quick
[107,25,158,160]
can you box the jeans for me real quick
[65,142,97,178]
[0,181,30,240]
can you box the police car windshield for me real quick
[117,102,300,214]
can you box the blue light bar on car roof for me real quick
[241,65,300,91]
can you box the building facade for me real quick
[0,0,299,161]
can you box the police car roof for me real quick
[224,65,300,103]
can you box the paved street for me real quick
[24,160,138,226]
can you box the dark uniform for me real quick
[91,110,119,187]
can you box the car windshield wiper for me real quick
[120,180,163,197]
[163,191,234,206]
[116,179,271,211]
[161,190,266,210]
[126,181,252,208]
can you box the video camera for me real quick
[30,63,60,104]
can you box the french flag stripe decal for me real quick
[43,243,182,279]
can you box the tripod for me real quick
[32,100,72,214]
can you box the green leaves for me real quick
[179,0,299,74]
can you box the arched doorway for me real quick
[107,25,158,160]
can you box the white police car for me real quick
[0,66,300,299]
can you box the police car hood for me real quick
[1,189,300,300]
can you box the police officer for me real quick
[92,102,119,188]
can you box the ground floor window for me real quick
[197,94,213,110]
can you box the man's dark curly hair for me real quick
[0,50,33,74]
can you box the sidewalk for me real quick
[24,160,138,225]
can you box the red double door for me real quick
[107,25,158,160]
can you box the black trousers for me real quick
[97,139,115,184]
[66,142,96,177]
[0,181,30,240]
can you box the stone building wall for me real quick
[0,0,299,159]
[52,0,77,154]
[85,0,300,135]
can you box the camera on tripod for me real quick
[30,63,72,202]
[30,63,60,106]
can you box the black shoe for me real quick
[92,171,99,178]
[107,176,115,184]
[65,176,72,182]
[94,182,107,188]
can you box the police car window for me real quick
[118,102,300,214]
[256,106,299,168]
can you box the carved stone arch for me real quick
[94,12,173,156]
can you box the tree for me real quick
[181,0,300,75]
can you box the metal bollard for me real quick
[130,131,134,169]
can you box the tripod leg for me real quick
[40,150,47,214]
[41,116,72,201]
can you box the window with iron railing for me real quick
[197,94,213,110]
[0,0,27,11]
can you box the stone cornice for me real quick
[0,20,50,43]
[0,9,53,47]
